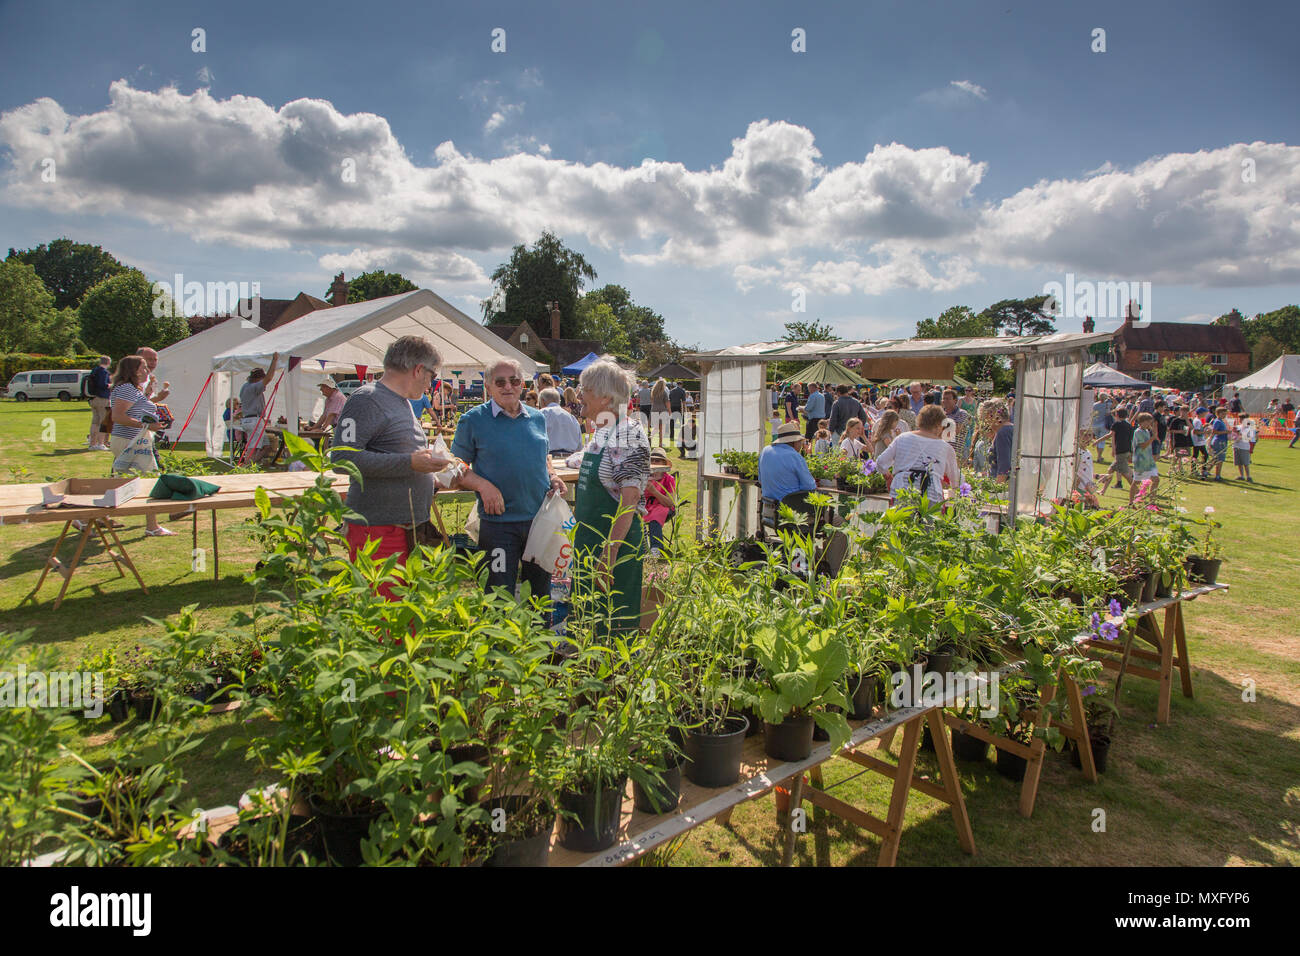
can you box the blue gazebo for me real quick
[561,352,600,375]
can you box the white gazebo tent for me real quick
[1230,355,1300,414]
[156,318,326,452]
[686,331,1113,537]
[208,289,540,457]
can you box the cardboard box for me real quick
[41,477,140,509]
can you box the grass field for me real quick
[3,400,1298,866]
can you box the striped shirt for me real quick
[109,383,157,440]
[587,417,651,506]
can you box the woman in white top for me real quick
[874,405,961,505]
[870,409,903,453]
[839,417,873,459]
[109,354,174,536]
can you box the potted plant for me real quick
[1185,507,1223,584]
[1071,682,1117,773]
[740,613,852,762]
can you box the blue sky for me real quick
[2,0,1297,347]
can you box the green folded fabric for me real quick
[148,474,221,500]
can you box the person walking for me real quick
[329,337,451,570]
[86,355,112,450]
[827,385,865,441]
[1233,416,1256,482]
[1190,406,1210,475]
[1130,412,1160,505]
[650,377,670,448]
[109,355,173,537]
[1207,407,1231,481]
[802,383,828,441]
[1097,407,1135,495]
[668,380,688,455]
[451,357,569,604]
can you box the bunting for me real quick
[287,356,302,371]
[355,365,368,381]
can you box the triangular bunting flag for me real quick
[287,356,302,371]
[355,365,368,381]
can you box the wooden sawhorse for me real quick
[27,517,148,610]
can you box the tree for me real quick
[481,231,597,339]
[78,270,187,358]
[6,239,129,310]
[1252,333,1285,369]
[638,338,697,374]
[1153,356,1216,391]
[979,296,1057,337]
[329,270,417,304]
[573,299,629,356]
[29,308,86,356]
[0,259,57,353]
[1226,304,1300,361]
[581,284,667,360]
[782,319,840,342]
[915,305,991,339]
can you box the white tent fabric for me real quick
[155,319,324,455]
[1082,362,1152,390]
[1230,355,1300,413]
[209,289,538,448]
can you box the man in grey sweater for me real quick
[330,337,449,565]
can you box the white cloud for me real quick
[196,66,214,87]
[950,80,987,99]
[483,103,522,134]
[0,82,1294,302]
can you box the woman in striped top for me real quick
[110,355,174,536]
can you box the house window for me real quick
[1210,354,1226,365]
[1175,353,1190,361]
[1141,352,1158,364]
[1214,374,1227,386]
[1140,372,1156,382]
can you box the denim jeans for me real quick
[476,517,552,604]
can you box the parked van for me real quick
[1,369,92,401]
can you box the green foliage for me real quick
[0,353,101,380]
[916,305,990,340]
[783,319,840,342]
[741,613,851,748]
[980,295,1057,337]
[78,269,188,357]
[1153,355,1216,391]
[481,230,598,338]
[0,259,57,353]
[573,300,629,355]
[581,284,669,361]
[712,449,758,480]
[333,270,417,304]
[1220,304,1300,367]
[6,238,129,311]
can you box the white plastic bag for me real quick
[522,493,577,577]
[113,428,157,474]
[464,503,481,545]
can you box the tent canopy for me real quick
[645,361,699,381]
[1231,355,1300,413]
[1083,362,1152,390]
[879,375,973,389]
[562,352,600,375]
[785,359,867,386]
[210,289,539,377]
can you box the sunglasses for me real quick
[493,376,523,388]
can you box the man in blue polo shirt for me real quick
[452,357,568,602]
[802,383,828,440]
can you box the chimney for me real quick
[1082,315,1095,333]
[330,272,348,307]
[1228,311,1242,329]
[549,301,561,340]
[1124,300,1138,325]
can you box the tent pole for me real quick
[1007,355,1027,525]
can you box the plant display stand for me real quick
[27,516,148,610]
[1081,585,1227,724]
[548,702,975,867]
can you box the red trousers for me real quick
[345,523,410,603]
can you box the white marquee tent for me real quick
[208,289,539,456]
[156,318,329,454]
[1230,355,1300,413]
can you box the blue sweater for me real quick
[451,401,551,523]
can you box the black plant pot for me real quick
[763,713,815,762]
[683,715,749,787]
[926,645,955,678]
[995,747,1028,782]
[920,722,935,753]
[130,690,156,721]
[484,795,555,867]
[1154,571,1175,599]
[105,691,129,723]
[444,743,491,805]
[846,674,878,720]
[951,728,989,762]
[1070,733,1112,774]
[632,759,684,814]
[1186,556,1221,585]
[741,705,764,737]
[1112,577,1145,608]
[1141,569,1160,603]
[557,776,626,852]
[308,794,384,867]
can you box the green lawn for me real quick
[2,400,1297,865]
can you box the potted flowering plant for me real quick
[1186,506,1223,584]
[1072,682,1118,773]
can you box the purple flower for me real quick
[1090,612,1100,630]
[959,482,972,498]
[862,458,877,475]
[1099,621,1119,642]
[1082,685,1097,696]
[1108,598,1123,617]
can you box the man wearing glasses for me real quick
[330,336,451,566]
[452,357,567,604]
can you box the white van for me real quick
[2,369,92,401]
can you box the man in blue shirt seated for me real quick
[759,421,844,533]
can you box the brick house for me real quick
[1092,302,1251,387]
[186,273,345,335]
[486,303,600,372]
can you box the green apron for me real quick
[572,442,643,635]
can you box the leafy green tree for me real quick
[6,239,128,310]
[1252,333,1285,369]
[1153,356,1215,391]
[979,296,1057,337]
[29,308,86,356]
[1223,304,1300,362]
[574,299,629,356]
[481,231,597,338]
[782,319,839,342]
[0,259,57,353]
[915,305,991,339]
[329,270,417,304]
[78,270,187,357]
[580,284,667,360]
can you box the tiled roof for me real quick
[1118,322,1248,354]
